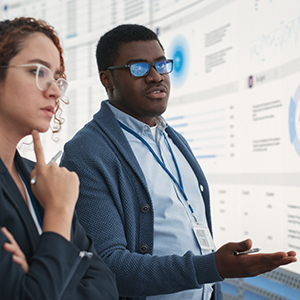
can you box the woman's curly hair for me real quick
[0,17,68,134]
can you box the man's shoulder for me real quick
[66,120,99,144]
[63,110,122,160]
[64,120,103,152]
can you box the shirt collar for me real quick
[107,100,168,137]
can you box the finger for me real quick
[2,228,21,251]
[31,130,46,166]
[282,256,297,264]
[3,242,25,260]
[244,238,252,250]
[12,255,23,264]
[13,255,29,273]
[1,227,15,244]
[233,239,252,252]
[257,252,297,269]
[3,242,15,253]
[287,250,297,257]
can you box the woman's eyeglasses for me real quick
[1,63,68,99]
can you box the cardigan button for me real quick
[139,244,149,254]
[141,204,151,213]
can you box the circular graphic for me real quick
[289,85,300,156]
[168,35,189,88]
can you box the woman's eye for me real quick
[30,69,38,75]
[37,70,45,77]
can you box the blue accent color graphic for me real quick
[289,85,300,156]
[167,115,184,121]
[244,291,270,300]
[289,97,297,142]
[221,282,238,296]
[169,35,189,88]
[196,155,216,159]
[244,276,300,300]
[66,33,78,39]
[172,123,188,128]
[174,50,184,73]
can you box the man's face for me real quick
[105,40,171,126]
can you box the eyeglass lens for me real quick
[36,65,67,97]
[130,60,172,77]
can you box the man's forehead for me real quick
[116,40,164,62]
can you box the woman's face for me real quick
[0,32,62,139]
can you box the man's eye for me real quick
[157,62,166,69]
[132,64,142,71]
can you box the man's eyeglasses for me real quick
[1,63,68,99]
[107,59,173,78]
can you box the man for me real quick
[60,24,297,300]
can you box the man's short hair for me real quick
[96,24,164,72]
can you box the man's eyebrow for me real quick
[126,56,167,64]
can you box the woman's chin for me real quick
[32,124,51,134]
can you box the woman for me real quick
[0,17,118,300]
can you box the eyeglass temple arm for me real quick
[107,65,129,71]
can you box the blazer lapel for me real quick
[0,153,40,247]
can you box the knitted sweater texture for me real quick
[61,100,223,300]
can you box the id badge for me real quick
[193,224,216,251]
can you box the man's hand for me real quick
[2,227,29,273]
[215,239,297,278]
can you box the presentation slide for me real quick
[1,0,300,298]
[157,0,300,273]
[155,1,300,297]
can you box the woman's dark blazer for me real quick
[0,151,118,300]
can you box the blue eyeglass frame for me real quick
[106,59,174,77]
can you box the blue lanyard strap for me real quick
[15,162,43,227]
[118,121,198,222]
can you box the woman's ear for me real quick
[100,70,113,92]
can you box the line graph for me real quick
[250,15,300,63]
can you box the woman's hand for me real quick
[1,227,29,273]
[30,130,80,241]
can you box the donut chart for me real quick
[289,85,300,156]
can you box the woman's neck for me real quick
[0,130,19,174]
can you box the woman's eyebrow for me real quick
[27,59,62,75]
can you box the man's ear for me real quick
[100,70,114,92]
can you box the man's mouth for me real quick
[147,86,168,98]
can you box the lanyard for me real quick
[118,121,198,223]
[15,162,43,227]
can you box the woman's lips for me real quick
[41,106,54,118]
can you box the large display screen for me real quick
[2,0,300,298]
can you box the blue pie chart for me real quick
[289,86,300,156]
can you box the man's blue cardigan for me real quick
[61,100,223,300]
